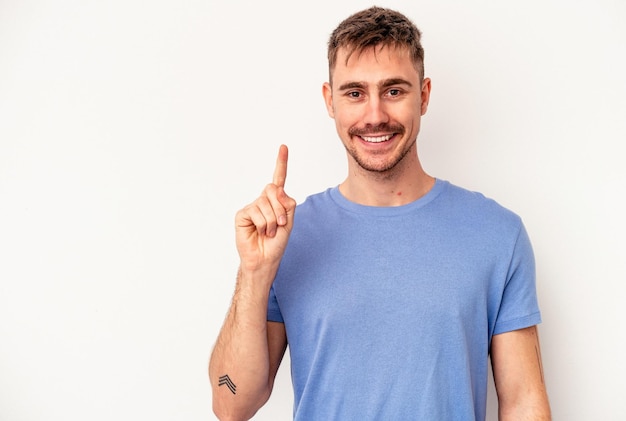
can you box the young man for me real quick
[209,6,550,420]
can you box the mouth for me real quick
[359,134,394,143]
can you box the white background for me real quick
[1,0,625,420]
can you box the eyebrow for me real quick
[380,78,413,89]
[337,81,366,91]
[337,78,413,91]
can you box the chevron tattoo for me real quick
[218,374,237,395]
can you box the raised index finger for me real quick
[272,144,289,187]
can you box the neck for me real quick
[339,153,435,207]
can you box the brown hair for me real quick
[327,6,424,83]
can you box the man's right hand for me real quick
[235,144,296,275]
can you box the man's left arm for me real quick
[491,325,551,420]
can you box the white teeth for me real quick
[361,135,392,143]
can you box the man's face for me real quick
[323,45,431,175]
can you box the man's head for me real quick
[327,6,425,85]
[322,7,431,178]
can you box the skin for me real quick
[209,45,551,420]
[209,146,292,421]
[492,326,551,420]
[322,45,435,206]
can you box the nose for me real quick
[363,96,389,127]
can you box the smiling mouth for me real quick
[360,134,393,143]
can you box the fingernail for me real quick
[278,215,286,226]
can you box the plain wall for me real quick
[1,0,625,419]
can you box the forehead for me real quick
[332,45,419,86]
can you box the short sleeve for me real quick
[493,223,542,335]
[267,283,284,323]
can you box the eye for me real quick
[388,88,401,97]
[348,91,361,98]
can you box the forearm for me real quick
[493,326,551,421]
[209,269,275,420]
[498,394,551,421]
[210,145,294,420]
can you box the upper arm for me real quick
[267,321,288,391]
[491,325,551,420]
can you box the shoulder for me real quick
[433,181,526,247]
[439,180,522,226]
[288,188,338,234]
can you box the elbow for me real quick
[212,389,271,421]
[212,403,254,421]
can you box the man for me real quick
[209,6,550,420]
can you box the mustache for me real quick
[349,123,405,136]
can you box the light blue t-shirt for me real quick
[268,179,541,420]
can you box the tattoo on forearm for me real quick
[219,374,237,394]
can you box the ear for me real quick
[322,82,335,119]
[420,78,432,116]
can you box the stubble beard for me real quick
[344,125,417,178]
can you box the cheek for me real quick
[405,103,423,126]
[333,107,360,129]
